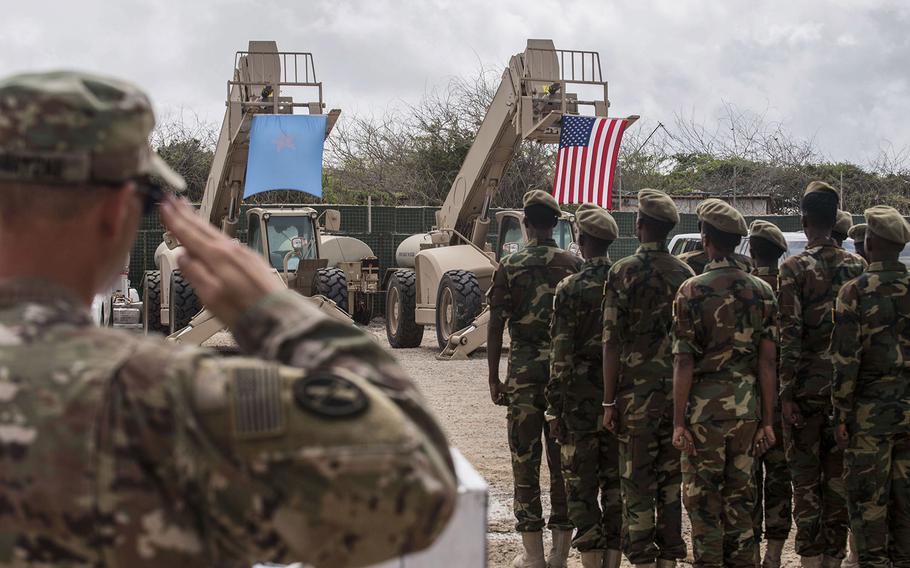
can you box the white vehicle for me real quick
[91,257,143,330]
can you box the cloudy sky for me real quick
[2,0,908,165]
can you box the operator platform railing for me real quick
[227,50,324,114]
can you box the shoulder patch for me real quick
[293,373,370,419]
[231,366,286,439]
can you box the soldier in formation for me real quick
[676,200,754,274]
[778,181,866,568]
[547,203,621,568]
[488,189,581,568]
[848,223,867,261]
[747,220,792,568]
[0,71,458,567]
[601,189,692,568]
[832,210,853,246]
[832,206,910,567]
[671,200,779,568]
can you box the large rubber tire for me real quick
[352,297,374,325]
[435,269,483,349]
[386,269,424,348]
[169,270,201,335]
[142,270,168,335]
[313,267,349,312]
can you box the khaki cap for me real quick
[834,210,853,236]
[749,220,787,251]
[847,223,867,243]
[698,198,748,236]
[637,188,679,225]
[865,206,910,245]
[576,203,618,241]
[0,70,185,191]
[804,180,839,202]
[523,189,562,217]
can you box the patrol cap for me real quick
[637,188,679,225]
[522,189,562,217]
[847,223,867,243]
[864,205,910,245]
[576,203,619,241]
[0,70,185,191]
[833,210,853,236]
[698,198,748,236]
[749,220,787,252]
[804,180,839,203]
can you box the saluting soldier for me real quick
[832,210,853,247]
[547,203,621,568]
[602,189,693,568]
[747,220,792,568]
[778,181,866,568]
[832,206,910,567]
[488,189,581,568]
[848,223,867,261]
[671,200,779,568]
[0,71,457,567]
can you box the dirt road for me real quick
[208,323,803,567]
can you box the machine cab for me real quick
[246,207,328,293]
[495,210,578,261]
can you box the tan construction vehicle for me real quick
[143,41,379,342]
[384,39,631,359]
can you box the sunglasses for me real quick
[133,179,166,216]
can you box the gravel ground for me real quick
[205,322,804,567]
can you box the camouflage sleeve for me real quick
[601,266,624,344]
[124,290,457,567]
[759,285,779,343]
[547,281,575,419]
[831,283,861,426]
[671,286,700,355]
[487,266,511,329]
[777,261,801,401]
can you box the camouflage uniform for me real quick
[547,256,619,552]
[750,266,792,544]
[602,242,693,564]
[677,248,753,275]
[778,238,866,558]
[673,257,778,568]
[832,260,910,567]
[0,283,457,567]
[489,238,581,533]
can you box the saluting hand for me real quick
[159,196,284,329]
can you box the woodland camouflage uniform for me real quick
[602,242,693,564]
[548,256,620,553]
[677,248,753,276]
[831,207,910,567]
[778,237,866,558]
[489,238,581,533]
[673,256,778,568]
[750,265,792,545]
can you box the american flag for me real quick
[552,116,630,209]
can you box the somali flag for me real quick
[243,114,327,199]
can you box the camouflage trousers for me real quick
[784,408,848,557]
[618,414,686,564]
[682,419,758,568]
[507,385,571,532]
[752,416,792,541]
[559,429,621,551]
[844,431,910,567]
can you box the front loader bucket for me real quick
[437,307,490,360]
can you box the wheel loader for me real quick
[383,38,635,359]
[140,41,381,342]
